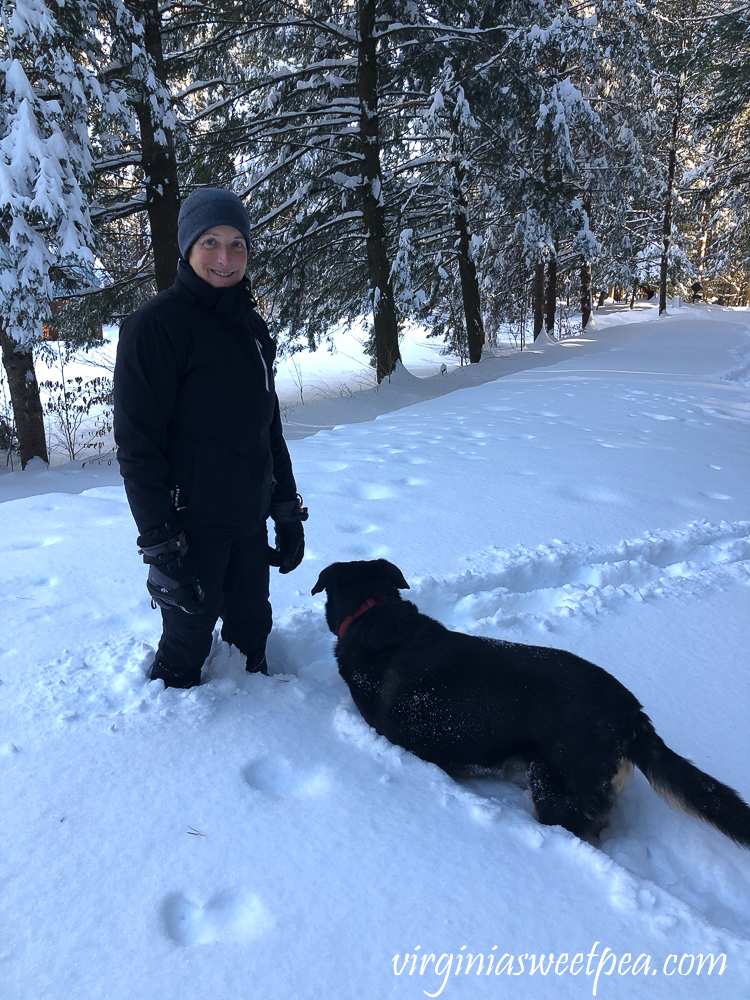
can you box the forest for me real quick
[0,0,748,465]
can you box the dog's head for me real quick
[311,559,410,636]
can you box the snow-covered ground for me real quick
[1,304,749,999]
[7,298,662,468]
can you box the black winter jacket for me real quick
[114,260,296,536]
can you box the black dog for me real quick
[312,558,750,846]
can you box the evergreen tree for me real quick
[472,1,609,339]
[0,0,102,466]
[233,0,412,379]
[90,0,264,310]
[234,1,507,377]
[634,0,711,314]
[700,0,750,301]
[92,0,182,297]
[384,0,510,361]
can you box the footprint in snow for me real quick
[0,536,61,551]
[163,889,272,946]
[338,523,380,535]
[338,481,397,501]
[242,756,331,798]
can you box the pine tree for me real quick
[232,0,412,380]
[90,0,263,307]
[471,1,609,339]
[92,0,182,295]
[0,0,101,466]
[233,0,508,377]
[700,1,750,301]
[631,0,712,314]
[383,0,511,362]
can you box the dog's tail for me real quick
[627,714,750,849]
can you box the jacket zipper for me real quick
[255,338,270,391]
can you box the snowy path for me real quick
[1,311,749,999]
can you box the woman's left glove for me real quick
[268,494,308,574]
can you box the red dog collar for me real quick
[338,597,386,639]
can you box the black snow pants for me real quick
[151,525,271,687]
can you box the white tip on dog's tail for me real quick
[628,715,750,849]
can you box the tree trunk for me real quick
[450,117,484,364]
[580,260,592,330]
[580,197,592,331]
[0,325,48,469]
[659,100,682,316]
[357,0,400,382]
[453,193,484,363]
[134,0,181,292]
[532,263,545,340]
[658,144,677,316]
[545,252,557,334]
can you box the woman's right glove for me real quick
[268,494,308,574]
[138,527,205,614]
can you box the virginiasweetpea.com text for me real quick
[392,941,726,996]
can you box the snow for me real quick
[20,301,662,472]
[1,305,749,999]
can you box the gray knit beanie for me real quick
[178,188,251,259]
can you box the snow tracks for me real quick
[411,518,750,635]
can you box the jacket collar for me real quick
[175,259,255,325]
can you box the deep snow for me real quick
[1,304,749,999]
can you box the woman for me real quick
[114,188,307,688]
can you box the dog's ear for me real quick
[380,559,410,590]
[311,566,332,596]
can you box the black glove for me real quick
[268,494,308,574]
[138,527,205,614]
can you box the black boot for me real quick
[244,643,269,676]
[150,658,201,689]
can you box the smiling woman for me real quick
[188,226,248,288]
[113,187,308,689]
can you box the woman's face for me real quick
[188,225,248,288]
